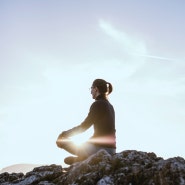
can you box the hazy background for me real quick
[1,0,185,170]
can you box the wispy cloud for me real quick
[99,20,174,62]
[131,53,175,62]
[99,19,147,55]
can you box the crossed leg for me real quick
[56,137,88,164]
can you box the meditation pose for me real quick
[56,79,116,165]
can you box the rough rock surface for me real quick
[1,150,185,185]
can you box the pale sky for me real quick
[0,0,185,170]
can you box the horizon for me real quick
[1,0,185,170]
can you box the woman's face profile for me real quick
[90,86,98,99]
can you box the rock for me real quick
[0,172,24,184]
[0,150,185,185]
[0,164,63,185]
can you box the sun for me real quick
[70,134,89,146]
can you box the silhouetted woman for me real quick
[56,79,116,165]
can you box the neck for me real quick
[95,94,107,100]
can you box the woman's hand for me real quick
[56,131,69,148]
[57,131,69,139]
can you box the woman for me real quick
[56,79,116,165]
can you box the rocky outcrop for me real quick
[0,150,185,185]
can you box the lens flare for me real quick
[57,134,115,148]
[70,135,87,146]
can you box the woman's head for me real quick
[91,79,113,99]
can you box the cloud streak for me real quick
[99,20,175,62]
[99,19,147,55]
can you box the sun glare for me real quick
[70,135,88,146]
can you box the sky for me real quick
[0,0,185,170]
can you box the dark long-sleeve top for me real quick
[65,94,116,148]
